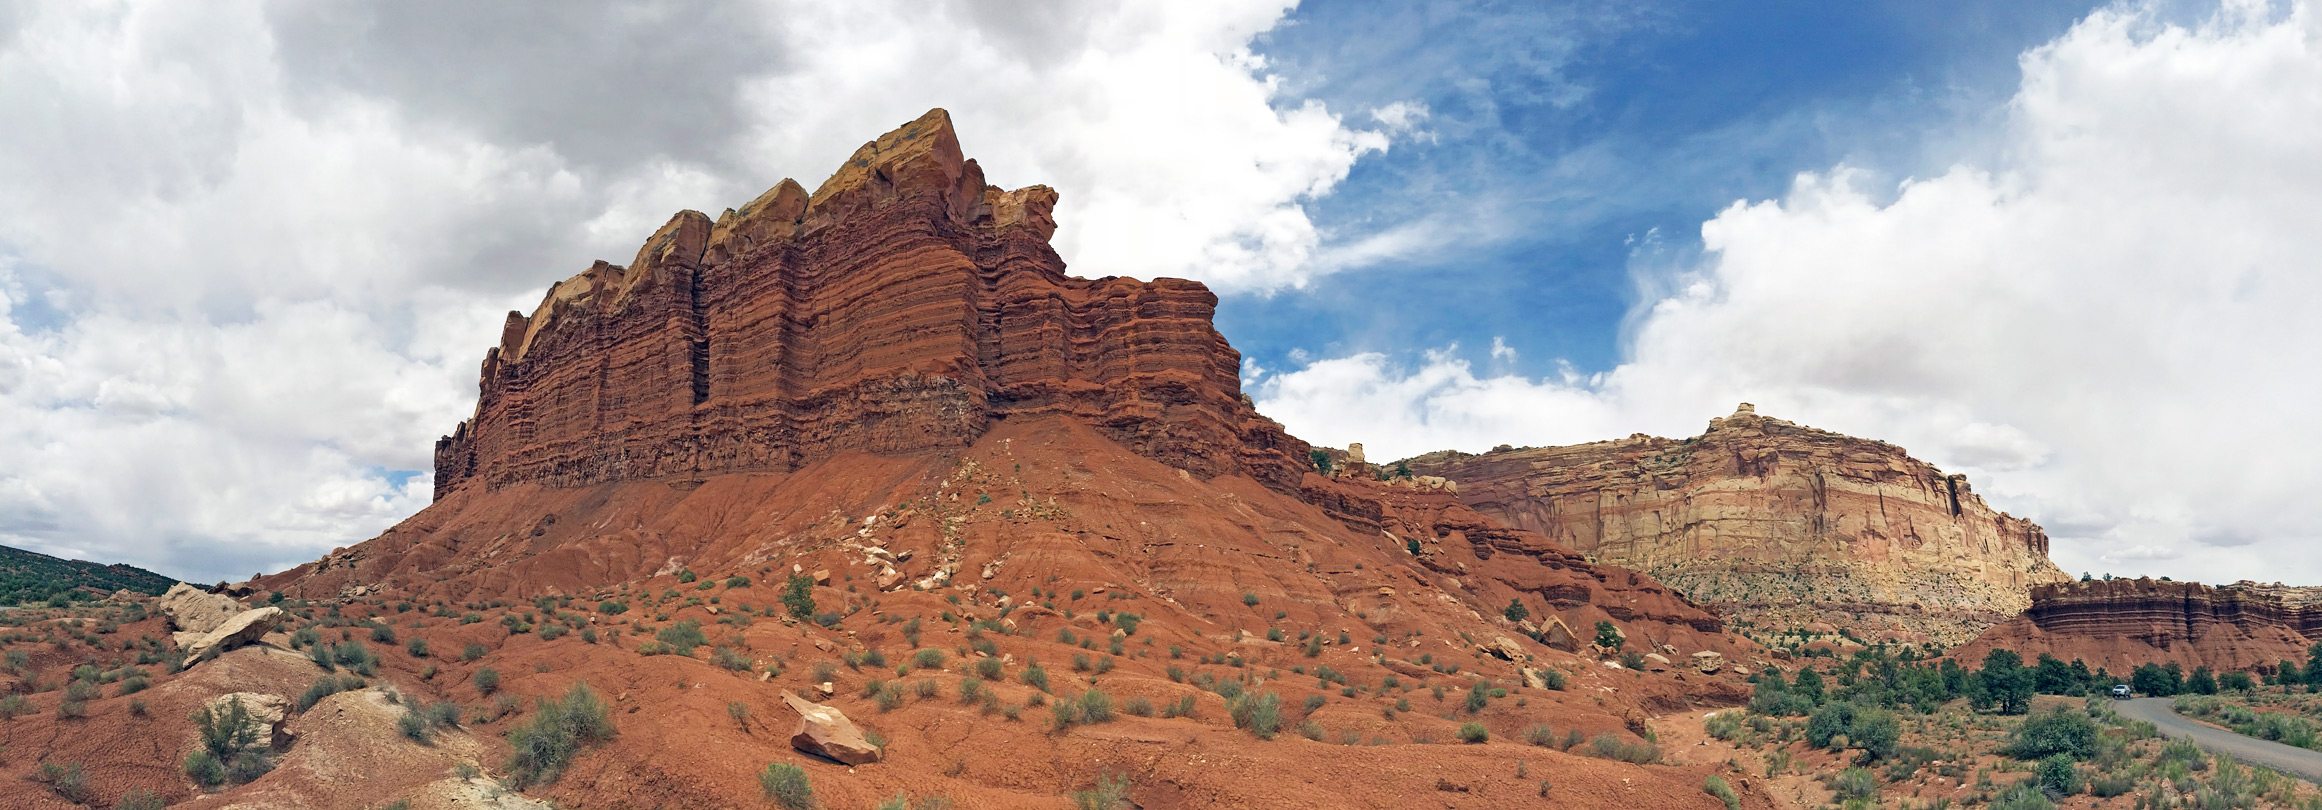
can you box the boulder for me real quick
[1537,615,1579,652]
[183,606,286,660]
[158,583,242,640]
[1643,652,1672,671]
[1521,667,1549,689]
[1488,636,1526,662]
[1691,650,1725,674]
[781,691,882,765]
[203,692,295,749]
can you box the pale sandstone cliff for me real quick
[1405,404,2071,644]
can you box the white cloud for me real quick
[0,0,1397,581]
[1255,0,2322,586]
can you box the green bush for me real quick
[184,750,225,787]
[1228,691,1283,740]
[914,648,945,670]
[1990,782,2057,810]
[114,788,165,810]
[298,674,365,710]
[974,657,1004,681]
[406,637,429,658]
[656,619,708,656]
[461,643,486,662]
[1826,767,1877,801]
[761,762,813,809]
[1457,722,1489,743]
[2036,754,2082,795]
[2008,706,2098,760]
[1071,772,1133,810]
[1703,775,1741,810]
[783,575,817,619]
[474,667,501,696]
[1022,661,1050,692]
[1078,689,1115,724]
[505,682,617,787]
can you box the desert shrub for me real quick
[713,646,753,672]
[2037,754,2082,795]
[1078,689,1115,724]
[1586,733,1658,763]
[1023,660,1051,692]
[474,667,501,696]
[35,761,91,802]
[875,682,904,712]
[2089,773,2136,798]
[1522,725,1558,747]
[192,695,274,783]
[114,789,165,810]
[1704,775,1741,810]
[1705,712,1744,741]
[915,648,946,670]
[1990,782,2057,810]
[975,657,1004,681]
[760,762,813,809]
[1227,691,1283,740]
[2008,706,2098,761]
[0,694,29,719]
[64,678,98,701]
[298,674,364,710]
[598,600,628,615]
[398,710,431,742]
[1826,767,1877,801]
[1125,696,1153,717]
[1750,689,1815,717]
[1457,722,1489,743]
[371,623,397,643]
[1071,772,1133,810]
[461,642,487,662]
[656,619,708,656]
[505,682,617,787]
[1162,695,1197,719]
[185,749,226,786]
[915,679,939,700]
[1464,680,1489,713]
[726,576,751,588]
[406,637,429,658]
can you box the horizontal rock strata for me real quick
[433,109,1307,500]
[1954,578,2322,674]
[1406,403,2069,644]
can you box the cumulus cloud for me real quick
[1255,0,2322,585]
[0,0,1401,581]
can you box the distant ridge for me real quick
[0,544,179,605]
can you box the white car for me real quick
[2112,684,2133,699]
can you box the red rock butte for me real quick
[1954,577,2322,675]
[433,108,1308,500]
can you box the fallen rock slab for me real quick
[158,582,242,641]
[781,691,882,765]
[184,606,287,660]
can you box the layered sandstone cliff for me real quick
[1405,404,2070,643]
[433,109,1309,499]
[1954,578,2322,674]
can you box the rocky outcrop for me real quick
[1953,578,2322,674]
[1405,403,2070,644]
[432,109,1307,501]
[158,582,242,645]
[183,606,287,660]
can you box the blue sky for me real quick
[3,0,2319,586]
[1223,0,2097,378]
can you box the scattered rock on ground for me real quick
[782,691,882,765]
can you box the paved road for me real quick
[2114,697,2322,783]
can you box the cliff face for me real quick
[433,109,1308,499]
[1406,404,2070,644]
[1954,579,2322,674]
